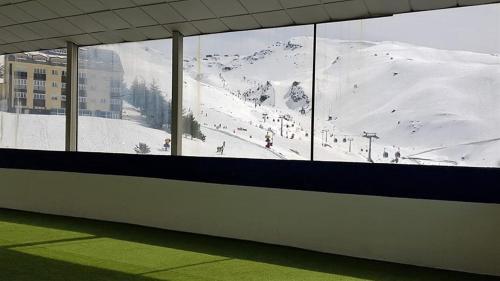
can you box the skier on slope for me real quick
[265,132,273,149]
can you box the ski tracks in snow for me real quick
[409,137,500,157]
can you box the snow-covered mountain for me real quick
[182,37,315,160]
[180,36,500,166]
[314,38,500,166]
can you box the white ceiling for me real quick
[0,0,498,54]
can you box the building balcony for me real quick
[33,74,47,81]
[34,94,46,100]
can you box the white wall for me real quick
[0,168,499,276]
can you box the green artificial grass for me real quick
[0,208,498,281]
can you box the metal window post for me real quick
[310,24,317,161]
[66,42,78,152]
[171,31,184,156]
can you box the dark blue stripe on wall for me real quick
[0,148,499,204]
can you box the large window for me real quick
[77,40,172,155]
[1,4,499,170]
[314,4,500,168]
[0,50,67,151]
[182,26,314,159]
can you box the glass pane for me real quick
[314,4,500,167]
[78,40,172,155]
[0,50,67,151]
[183,26,314,159]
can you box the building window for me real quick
[15,92,26,98]
[34,68,47,81]
[51,108,66,115]
[14,98,27,107]
[34,80,46,87]
[314,4,500,168]
[34,93,46,100]
[15,79,27,85]
[111,87,121,94]
[52,82,58,88]
[0,50,66,151]
[79,109,92,116]
[182,26,314,159]
[14,71,27,79]
[34,80,46,92]
[33,99,46,108]
[78,40,172,155]
[34,68,46,74]
[52,69,58,75]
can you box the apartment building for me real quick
[4,51,66,115]
[2,48,124,119]
[78,48,125,119]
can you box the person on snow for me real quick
[163,138,171,151]
[265,132,273,148]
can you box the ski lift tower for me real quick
[278,115,285,137]
[363,132,379,163]
[321,129,329,146]
[347,137,354,152]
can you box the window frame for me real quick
[0,20,499,204]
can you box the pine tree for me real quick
[146,80,164,129]
[130,77,147,110]
[183,111,205,141]
[130,78,140,106]
[134,142,151,154]
[128,77,203,141]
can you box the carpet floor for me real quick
[0,208,497,281]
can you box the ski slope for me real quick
[0,107,284,159]
[314,39,500,167]
[181,36,500,167]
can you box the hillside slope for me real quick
[182,37,500,166]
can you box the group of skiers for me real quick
[160,129,274,154]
